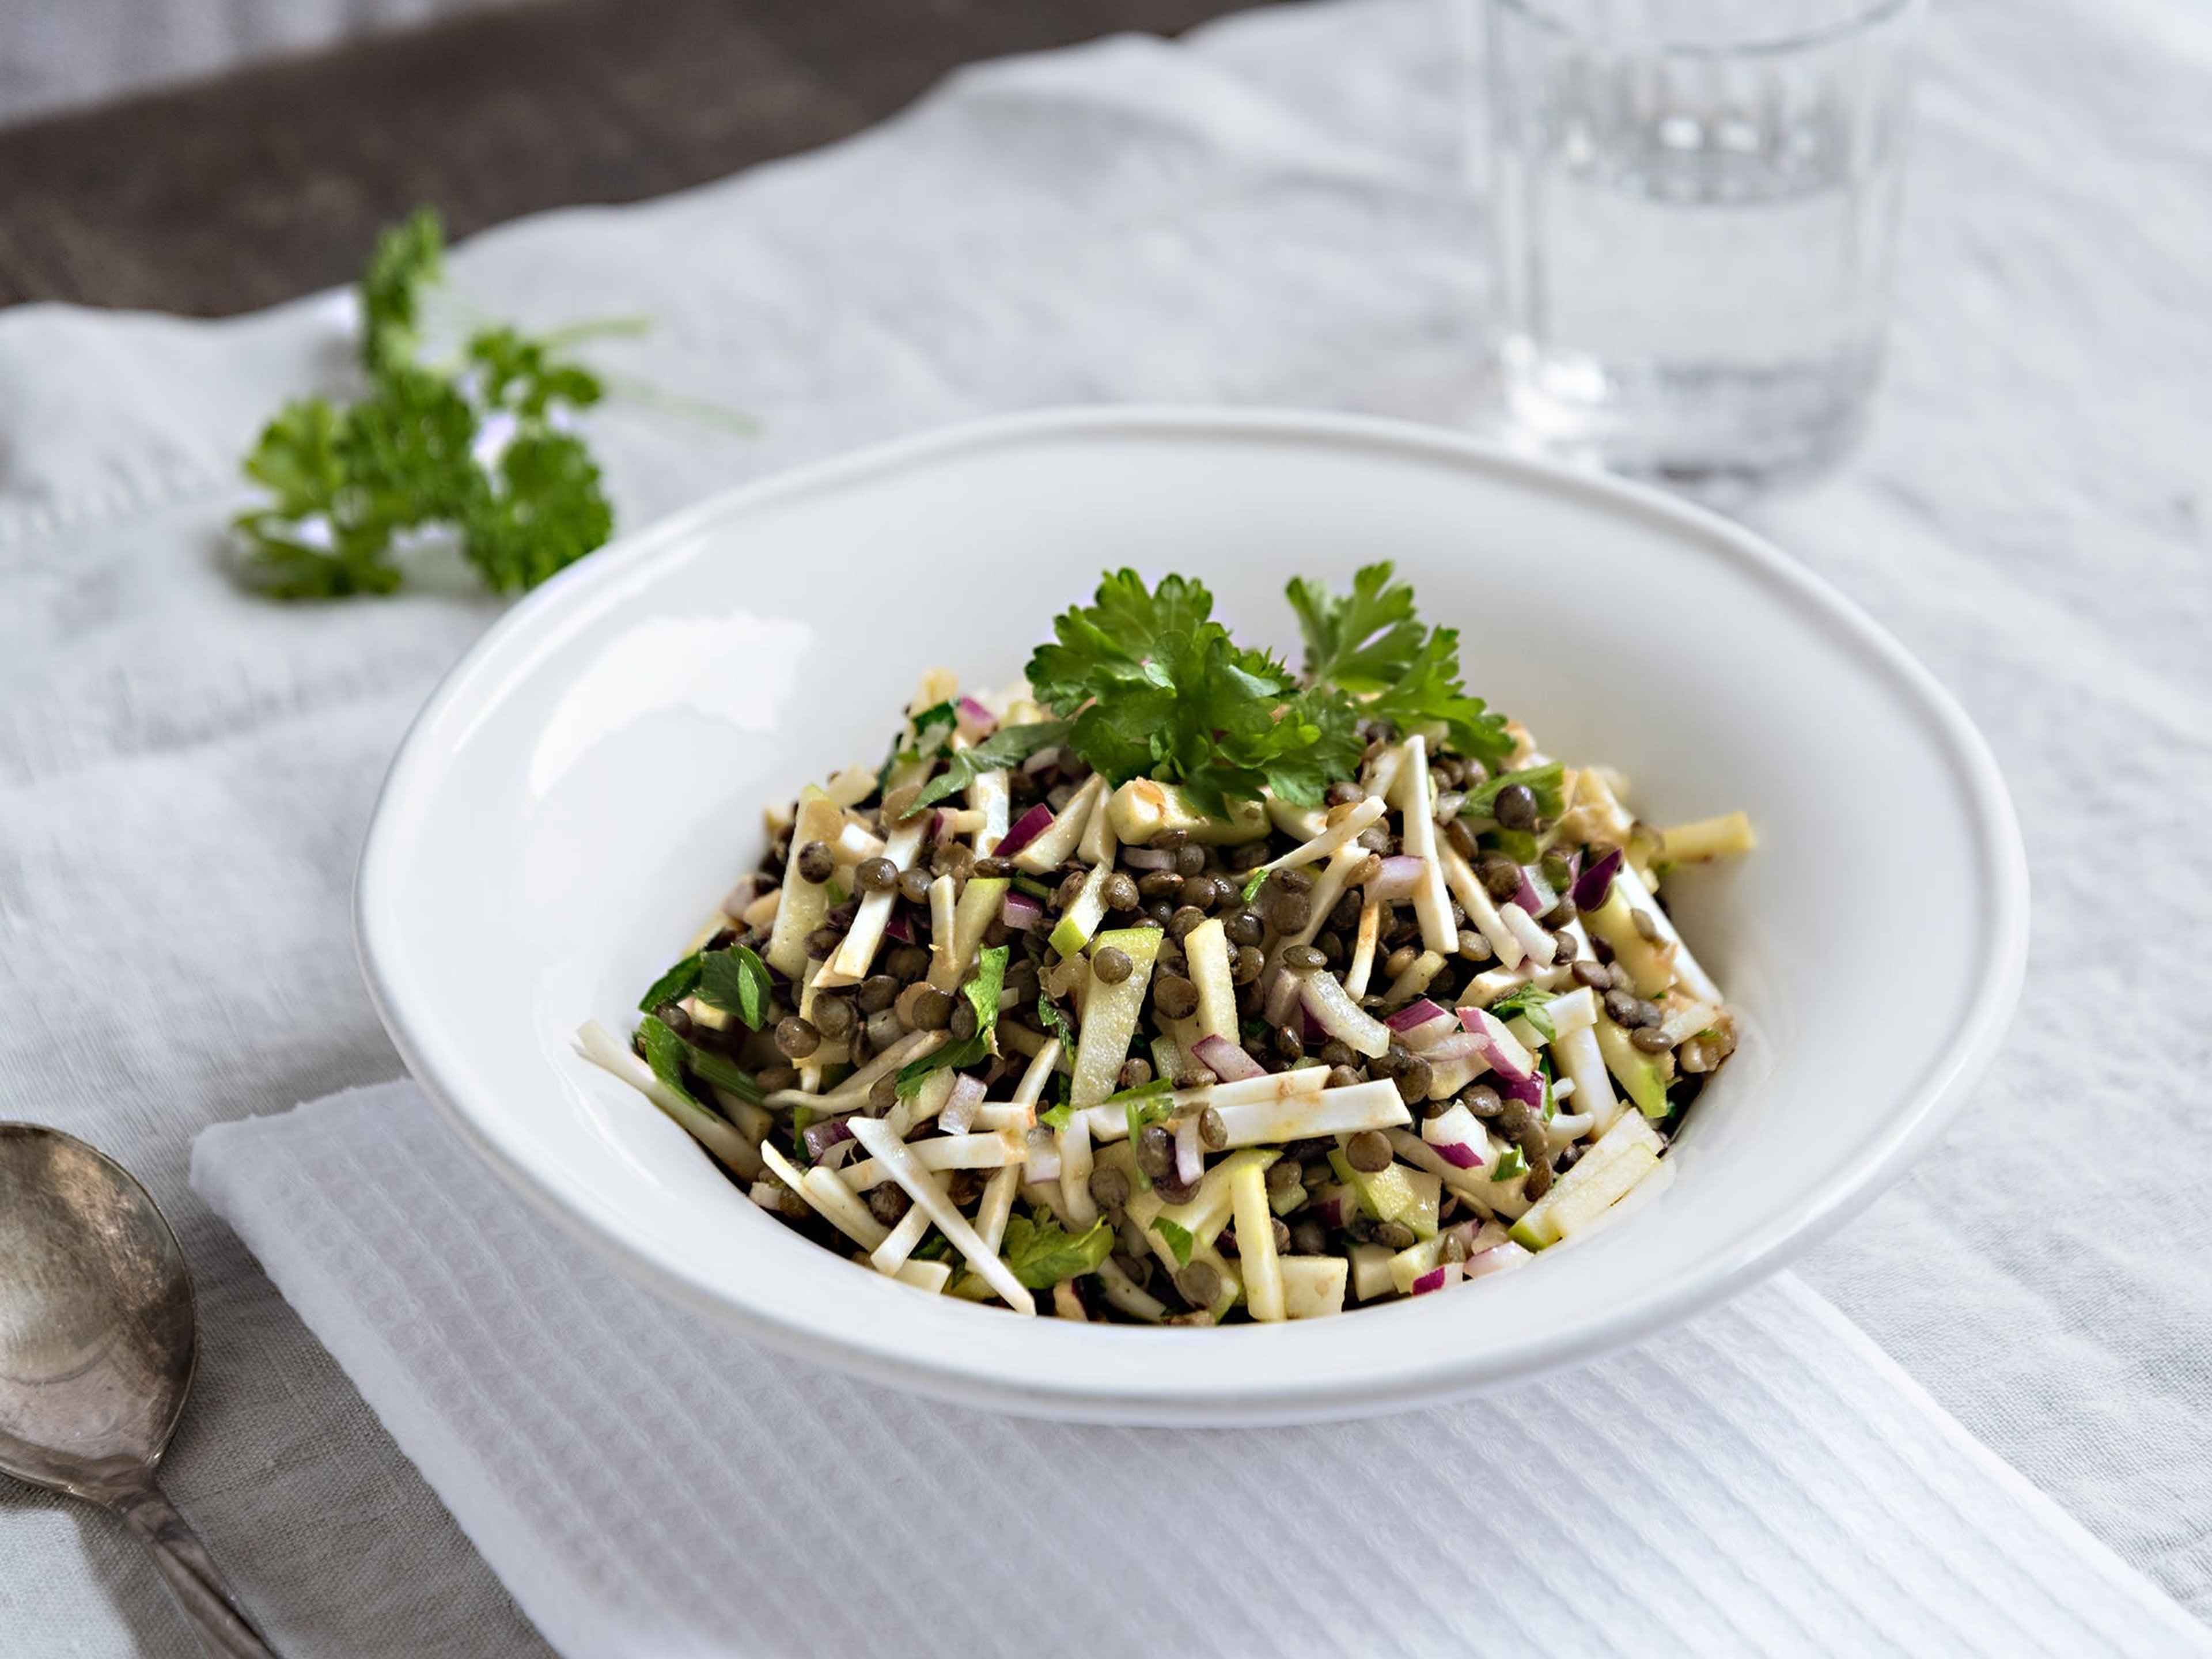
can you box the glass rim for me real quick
[1491,0,1923,59]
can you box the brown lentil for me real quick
[1092,945,1132,985]
[1494,783,1539,831]
[1462,1082,1504,1118]
[1632,908,1664,944]
[1631,1026,1673,1054]
[866,1183,910,1228]
[774,1017,821,1059]
[972,855,1016,878]
[1174,1260,1222,1308]
[1444,817,1479,859]
[1345,1130,1393,1173]
[1282,943,1328,973]
[912,988,956,1031]
[1198,1105,1228,1150]
[810,995,857,1041]
[1169,905,1207,941]
[948,998,980,1041]
[1118,1057,1154,1090]
[1571,959,1611,989]
[1394,1056,1434,1104]
[795,840,836,884]
[1102,870,1140,912]
[1154,976,1200,1020]
[1326,1065,1365,1090]
[1225,908,1266,948]
[1136,1123,1176,1180]
[804,927,843,960]
[897,868,934,904]
[1231,944,1267,984]
[1372,1219,1416,1251]
[1175,843,1207,877]
[1088,1164,1132,1210]
[881,783,923,824]
[856,856,899,893]
[1266,1158,1302,1199]
[653,1003,694,1039]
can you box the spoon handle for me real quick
[110,1482,281,1658]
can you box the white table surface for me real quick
[2,0,2209,1651]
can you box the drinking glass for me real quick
[1484,0,1922,501]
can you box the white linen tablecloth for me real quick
[183,1080,2212,1659]
[3,0,2210,1651]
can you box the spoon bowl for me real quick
[0,1123,278,1657]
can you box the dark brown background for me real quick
[0,0,1251,317]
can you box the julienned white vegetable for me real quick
[1096,1256,1170,1322]
[1661,810,1756,864]
[1344,894,1381,998]
[836,1128,1025,1191]
[1278,1255,1348,1319]
[1059,1109,1097,1229]
[1552,1022,1621,1132]
[1012,772,1104,874]
[1077,1065,1330,1141]
[1229,1159,1286,1321]
[577,1021,766,1179]
[929,874,1008,993]
[1580,876,1675,998]
[1184,917,1238,1042]
[1047,811,1121,958]
[1209,1079,1408,1148]
[871,1203,931,1275]
[1298,968,1392,1058]
[1499,901,1556,967]
[764,1028,942,1112]
[816,812,931,988]
[765,787,847,976]
[1263,794,1387,871]
[1438,841,1525,971]
[1394,736,1459,957]
[966,764,1011,855]
[1509,1111,1665,1249]
[845,1117,1035,1313]
[1276,842,1367,958]
[757,1141,887,1251]
[1386,1126,1531,1220]
[1069,926,1162,1107]
[1105,778,1270,846]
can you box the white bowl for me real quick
[357,407,2027,1425]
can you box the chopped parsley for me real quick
[1491,1144,1529,1183]
[1488,983,1557,1042]
[1463,762,1567,824]
[893,946,1010,1097]
[696,945,774,1030]
[1001,1210,1115,1289]
[915,721,1069,808]
[1150,1217,1196,1267]
[638,952,703,1013]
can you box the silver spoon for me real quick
[0,1122,278,1657]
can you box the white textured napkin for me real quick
[191,1082,2207,1659]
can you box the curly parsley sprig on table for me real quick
[234,207,619,600]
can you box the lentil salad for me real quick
[579,565,1753,1321]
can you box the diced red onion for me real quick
[1313,1189,1355,1229]
[1499,1072,1544,1110]
[1464,1241,1532,1280]
[1431,1140,1482,1169]
[1002,891,1045,931]
[1119,845,1176,870]
[1415,1031,1489,1065]
[957,696,997,734]
[884,912,912,944]
[1298,971,1393,1058]
[1572,847,1624,912]
[1192,1034,1266,1083]
[1385,998,1452,1033]
[1411,1262,1464,1295]
[1457,1007,1534,1082]
[997,802,1054,858]
[1366,855,1426,901]
[1301,1009,1326,1046]
[801,1115,855,1161]
[941,1074,987,1134]
[1174,1114,1204,1187]
[1514,866,1557,919]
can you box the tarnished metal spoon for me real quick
[0,1123,278,1657]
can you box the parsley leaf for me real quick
[1001,1209,1116,1289]
[1488,983,1557,1042]
[1286,563,1512,761]
[1033,994,1074,1050]
[638,952,704,1013]
[1150,1217,1196,1267]
[894,946,1010,1097]
[1240,868,1270,904]
[1491,1143,1529,1183]
[697,946,774,1030]
[638,1015,696,1104]
[915,721,1070,808]
[235,205,619,602]
[1027,570,1363,816]
[1463,762,1567,823]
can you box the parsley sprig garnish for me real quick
[1025,564,1510,817]
[1287,563,1513,763]
[234,206,616,599]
